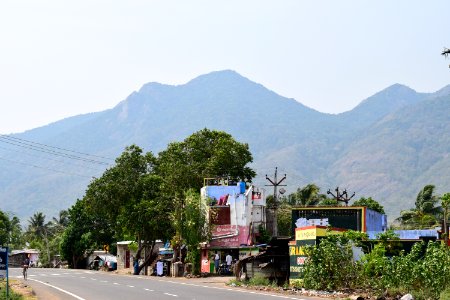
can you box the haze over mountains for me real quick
[1,70,450,222]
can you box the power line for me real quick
[0,145,107,172]
[0,135,112,166]
[0,156,94,179]
[0,134,114,161]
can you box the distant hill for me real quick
[1,70,449,222]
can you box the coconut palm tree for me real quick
[288,183,326,206]
[396,185,441,229]
[27,212,52,264]
[441,193,450,245]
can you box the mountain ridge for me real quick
[1,70,449,222]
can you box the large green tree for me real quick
[60,199,99,268]
[0,210,10,246]
[155,129,256,260]
[83,144,172,274]
[155,128,256,195]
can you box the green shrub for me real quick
[248,274,270,286]
[440,287,450,300]
[300,234,450,299]
[302,234,362,291]
[227,279,243,287]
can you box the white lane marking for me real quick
[100,280,108,283]
[164,292,178,297]
[29,278,86,300]
[113,282,120,285]
[80,276,86,279]
[144,288,154,291]
[127,285,135,288]
[51,273,61,276]
[90,278,97,281]
[153,278,307,299]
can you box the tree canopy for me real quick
[155,128,256,195]
[352,197,385,214]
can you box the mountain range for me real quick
[1,70,450,222]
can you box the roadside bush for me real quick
[248,274,270,286]
[361,244,393,291]
[301,235,450,299]
[302,234,361,291]
[440,287,450,300]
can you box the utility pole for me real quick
[265,167,286,237]
[327,186,355,206]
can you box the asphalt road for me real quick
[8,268,326,300]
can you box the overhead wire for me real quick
[0,134,115,178]
[0,156,94,179]
[0,134,114,161]
[0,135,113,166]
[0,145,107,172]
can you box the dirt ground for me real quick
[8,279,37,300]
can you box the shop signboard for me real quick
[0,246,8,279]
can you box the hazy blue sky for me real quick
[1,0,449,134]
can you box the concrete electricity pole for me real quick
[265,167,286,237]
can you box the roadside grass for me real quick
[227,275,278,289]
[0,279,37,300]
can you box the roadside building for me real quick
[9,249,40,267]
[289,206,387,284]
[199,179,267,275]
[116,241,136,270]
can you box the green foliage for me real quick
[277,204,292,237]
[0,281,24,300]
[303,234,361,291]
[256,224,271,244]
[396,185,440,229]
[287,184,326,206]
[25,212,55,267]
[352,197,385,214]
[440,287,450,300]
[182,190,209,275]
[361,244,393,291]
[227,279,243,286]
[248,274,271,286]
[60,199,98,268]
[0,211,24,249]
[0,210,11,246]
[155,128,256,196]
[441,193,450,243]
[318,198,339,206]
[302,234,450,299]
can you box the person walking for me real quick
[214,251,220,274]
[225,253,232,274]
[22,256,30,280]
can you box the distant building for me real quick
[9,249,39,267]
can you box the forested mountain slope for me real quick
[1,70,448,221]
